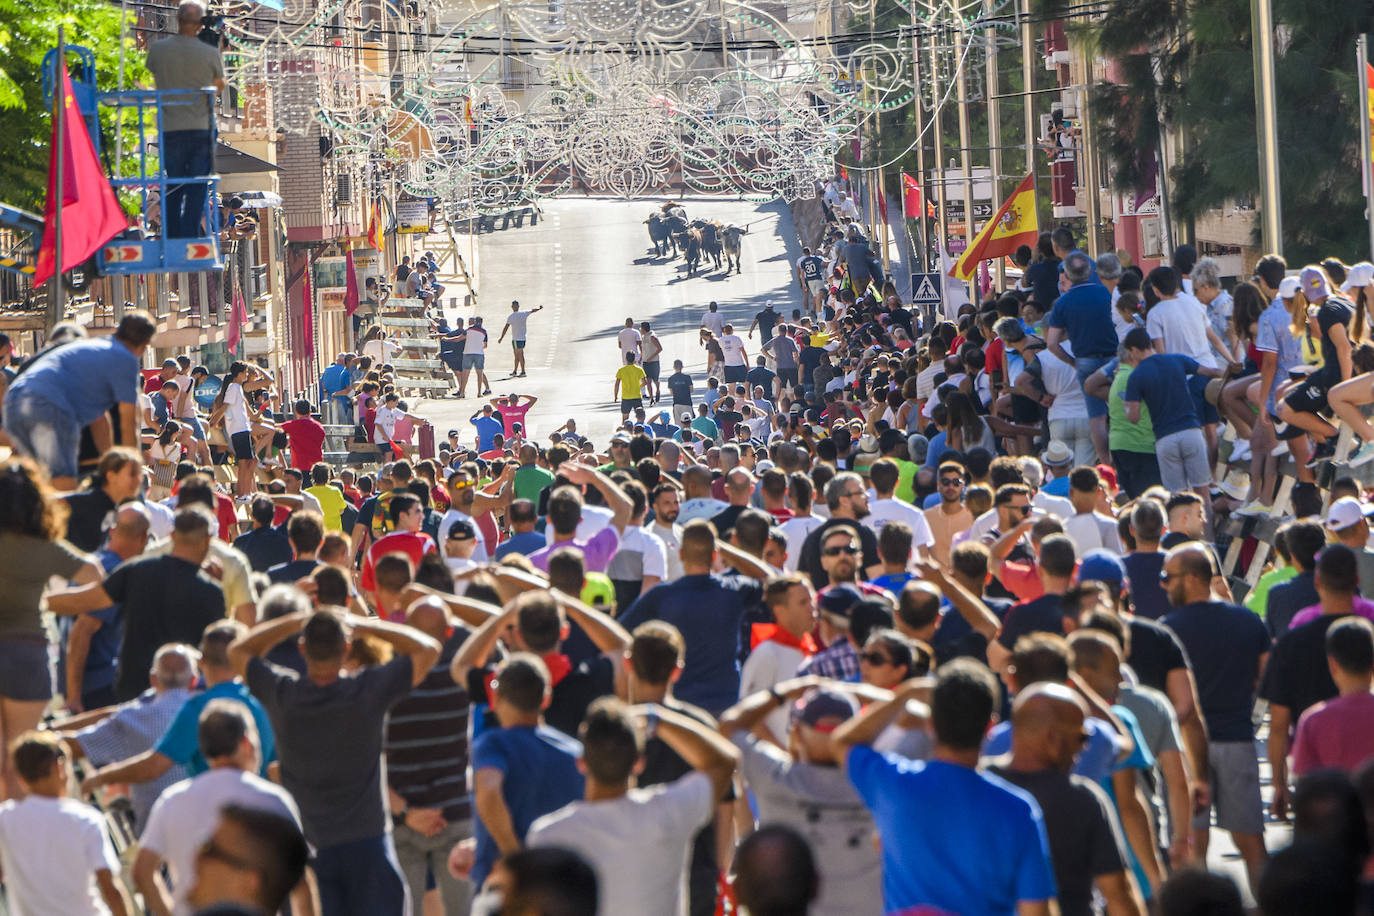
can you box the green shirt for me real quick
[1245,564,1298,619]
[1108,363,1155,454]
[513,464,555,503]
[894,457,919,503]
[691,417,719,441]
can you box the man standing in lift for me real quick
[146,0,226,238]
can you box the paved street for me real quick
[415,197,804,446]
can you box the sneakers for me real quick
[1271,441,1290,458]
[1230,439,1252,463]
[1234,499,1272,517]
[1306,441,1336,469]
[1351,441,1374,468]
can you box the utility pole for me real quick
[911,7,927,272]
[1359,34,1374,260]
[985,3,1004,285]
[954,26,977,284]
[929,32,948,260]
[1076,41,1102,258]
[1251,0,1283,255]
[49,26,67,332]
[1021,0,1036,179]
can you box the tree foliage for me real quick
[0,0,146,212]
[1042,0,1368,263]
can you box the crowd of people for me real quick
[4,192,1374,916]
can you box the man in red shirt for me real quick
[360,492,435,594]
[281,400,326,472]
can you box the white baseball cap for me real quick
[1278,277,1300,299]
[1342,262,1374,292]
[1325,496,1374,531]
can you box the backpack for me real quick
[370,489,398,539]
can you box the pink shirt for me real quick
[1292,691,1374,775]
[498,403,531,437]
[1288,595,1374,630]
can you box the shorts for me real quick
[724,364,747,383]
[806,278,824,296]
[180,414,207,441]
[1188,373,1220,425]
[621,398,643,414]
[1192,740,1264,835]
[0,637,53,701]
[230,430,255,461]
[1283,371,1334,417]
[2,394,80,480]
[778,368,799,388]
[1111,448,1163,499]
[1075,356,1113,419]
[513,339,526,349]
[1155,427,1211,491]
[462,354,485,371]
[643,360,661,381]
[1011,393,1041,425]
[441,354,463,372]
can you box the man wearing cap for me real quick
[1047,251,1118,464]
[1276,265,1356,469]
[798,586,886,683]
[1038,441,1075,497]
[720,677,885,916]
[1313,498,1374,603]
[749,301,781,347]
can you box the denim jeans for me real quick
[313,833,409,916]
[163,129,213,238]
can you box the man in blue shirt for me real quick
[619,519,760,714]
[1047,251,1117,463]
[319,352,354,425]
[450,652,584,893]
[469,404,504,453]
[1121,328,1229,521]
[3,311,155,489]
[833,659,1057,916]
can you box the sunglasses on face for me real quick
[1008,504,1031,514]
[822,544,859,557]
[939,477,963,486]
[859,652,893,666]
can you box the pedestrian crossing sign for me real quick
[911,273,942,305]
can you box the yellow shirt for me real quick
[306,484,348,531]
[615,365,646,398]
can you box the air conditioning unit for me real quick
[335,174,353,203]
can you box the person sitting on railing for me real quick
[145,0,225,239]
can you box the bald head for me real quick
[1008,682,1087,773]
[109,504,152,558]
[725,467,754,505]
[405,597,451,641]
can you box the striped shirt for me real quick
[75,687,192,833]
[385,635,472,822]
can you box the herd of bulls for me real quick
[644,204,746,277]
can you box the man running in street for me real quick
[498,300,543,378]
[640,321,664,405]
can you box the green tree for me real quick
[1043,0,1368,263]
[0,0,146,212]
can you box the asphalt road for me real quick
[415,196,805,447]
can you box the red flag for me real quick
[343,247,360,316]
[34,61,128,286]
[902,172,936,218]
[877,187,888,223]
[838,164,849,182]
[227,281,248,353]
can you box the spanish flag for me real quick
[953,172,1039,282]
[366,199,384,253]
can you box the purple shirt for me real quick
[1287,595,1374,630]
[528,527,620,574]
[1292,691,1374,775]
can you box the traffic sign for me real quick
[185,242,215,260]
[911,273,942,305]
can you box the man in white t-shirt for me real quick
[617,318,643,363]
[739,575,819,744]
[0,731,131,916]
[362,333,401,367]
[134,700,306,916]
[527,698,738,916]
[497,300,544,378]
[863,459,934,559]
[701,301,726,338]
[780,474,826,571]
[1144,265,1226,456]
[719,324,748,384]
[606,480,668,609]
[458,317,491,399]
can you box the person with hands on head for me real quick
[831,660,1058,916]
[719,675,891,916]
[227,604,441,915]
[526,697,740,916]
[527,462,632,573]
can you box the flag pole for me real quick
[48,25,66,332]
[1359,36,1374,261]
